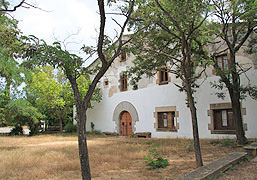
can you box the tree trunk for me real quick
[230,91,247,144]
[77,104,91,180]
[59,118,63,132]
[228,53,247,145]
[185,84,203,167]
[55,110,63,132]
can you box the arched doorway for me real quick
[113,101,139,135]
[120,111,132,136]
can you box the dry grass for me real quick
[217,156,257,180]
[0,134,244,180]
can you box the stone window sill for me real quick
[211,130,236,134]
[157,128,177,132]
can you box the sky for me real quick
[9,0,126,64]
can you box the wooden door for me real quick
[120,111,132,136]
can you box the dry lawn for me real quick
[0,134,244,180]
[218,156,257,180]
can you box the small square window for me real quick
[154,106,179,132]
[213,109,235,131]
[157,112,175,129]
[104,79,109,88]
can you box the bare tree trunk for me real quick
[228,53,247,145]
[77,103,91,180]
[230,91,247,144]
[59,118,63,132]
[55,109,63,132]
[185,81,203,167]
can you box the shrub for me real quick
[90,122,95,131]
[9,125,24,136]
[144,143,169,169]
[64,123,77,133]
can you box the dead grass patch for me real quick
[0,135,244,180]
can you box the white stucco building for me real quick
[86,36,257,139]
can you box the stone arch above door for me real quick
[113,101,139,135]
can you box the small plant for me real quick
[64,122,77,133]
[144,143,169,169]
[90,122,95,131]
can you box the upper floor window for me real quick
[216,54,228,70]
[104,79,109,88]
[158,67,169,85]
[120,49,127,62]
[120,72,128,91]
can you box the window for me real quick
[216,54,228,70]
[157,67,169,85]
[213,109,235,131]
[120,49,127,62]
[104,79,109,88]
[154,106,179,132]
[208,103,247,134]
[158,112,175,129]
[120,72,128,91]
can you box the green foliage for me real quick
[9,125,23,136]
[64,122,77,133]
[144,143,169,169]
[127,0,212,96]
[0,13,26,98]
[25,65,101,130]
[90,122,95,131]
[5,99,44,135]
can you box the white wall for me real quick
[87,69,257,139]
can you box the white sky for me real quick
[9,0,126,64]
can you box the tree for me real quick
[0,13,23,100]
[127,0,212,167]
[209,0,257,144]
[25,66,101,132]
[5,98,44,135]
[25,66,68,132]
[23,1,135,179]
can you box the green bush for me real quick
[9,125,24,136]
[64,123,77,133]
[144,143,169,169]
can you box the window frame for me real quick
[120,72,128,91]
[208,103,247,134]
[120,49,127,62]
[157,112,175,129]
[213,109,235,131]
[157,67,169,85]
[154,106,179,132]
[215,54,228,70]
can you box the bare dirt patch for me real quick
[0,134,246,180]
